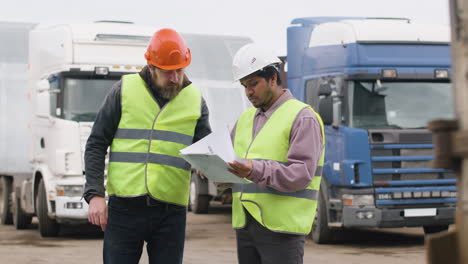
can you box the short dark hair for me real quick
[242,65,282,86]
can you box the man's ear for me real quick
[270,72,278,86]
[147,64,156,72]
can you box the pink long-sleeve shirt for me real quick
[231,89,323,192]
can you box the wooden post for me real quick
[429,1,468,263]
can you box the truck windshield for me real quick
[348,81,454,129]
[62,78,116,122]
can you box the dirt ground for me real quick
[0,204,430,264]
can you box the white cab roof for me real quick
[309,19,450,47]
[36,22,155,43]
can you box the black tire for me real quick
[12,194,32,229]
[0,176,13,225]
[311,187,336,244]
[36,179,59,237]
[423,225,449,235]
[189,173,211,214]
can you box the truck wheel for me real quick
[423,225,449,235]
[311,188,336,244]
[36,179,60,237]
[0,176,13,225]
[189,174,211,214]
[12,194,32,229]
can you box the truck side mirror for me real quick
[317,83,333,125]
[318,84,332,96]
[318,96,333,125]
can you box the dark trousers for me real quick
[236,211,305,264]
[103,196,187,264]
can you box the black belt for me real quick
[110,195,184,209]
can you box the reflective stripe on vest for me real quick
[232,99,325,235]
[232,183,319,200]
[107,73,201,206]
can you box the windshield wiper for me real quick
[70,112,97,122]
[386,124,403,129]
[363,123,402,129]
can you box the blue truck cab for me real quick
[287,17,456,243]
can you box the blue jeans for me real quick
[103,196,187,264]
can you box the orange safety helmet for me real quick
[144,28,191,70]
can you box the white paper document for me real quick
[180,128,247,184]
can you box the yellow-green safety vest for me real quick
[107,73,201,206]
[232,99,325,234]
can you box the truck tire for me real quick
[36,179,60,237]
[311,187,336,244]
[189,174,211,214]
[12,194,32,229]
[0,176,13,225]
[423,225,449,235]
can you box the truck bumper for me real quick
[54,196,89,224]
[342,206,455,228]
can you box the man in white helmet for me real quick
[227,43,325,264]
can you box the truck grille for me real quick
[399,133,432,144]
[371,145,455,182]
[370,143,456,208]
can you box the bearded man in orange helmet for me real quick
[83,28,211,264]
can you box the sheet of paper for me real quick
[180,126,247,183]
[180,153,248,183]
[180,126,244,163]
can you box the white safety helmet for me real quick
[232,43,281,82]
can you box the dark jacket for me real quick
[83,66,211,203]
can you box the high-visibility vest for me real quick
[107,73,201,206]
[232,99,325,234]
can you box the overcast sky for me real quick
[2,0,450,55]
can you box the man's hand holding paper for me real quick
[180,128,248,184]
[227,160,253,179]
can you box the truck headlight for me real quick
[434,69,449,79]
[342,194,374,206]
[56,185,83,197]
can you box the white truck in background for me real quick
[0,21,251,237]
